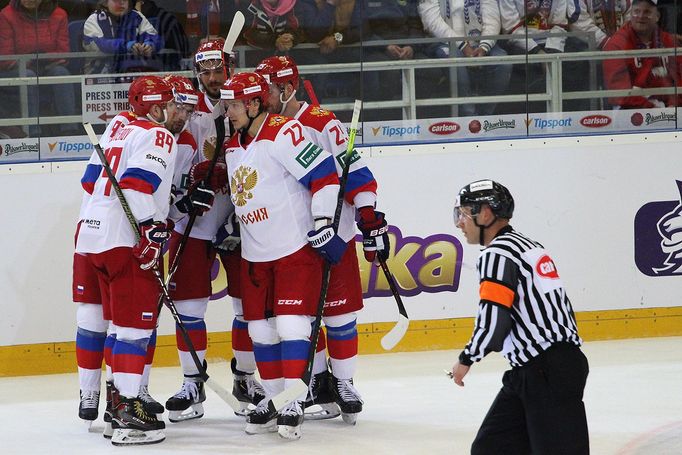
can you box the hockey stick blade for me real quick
[378,258,410,350]
[223,11,245,54]
[380,314,410,351]
[205,378,242,411]
[269,380,309,412]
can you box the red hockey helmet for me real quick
[128,75,174,117]
[220,72,270,105]
[194,38,225,72]
[163,74,199,105]
[255,56,300,91]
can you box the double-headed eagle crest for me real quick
[230,165,258,207]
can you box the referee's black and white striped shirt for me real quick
[463,225,582,367]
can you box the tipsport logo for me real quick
[634,180,682,276]
[204,225,465,300]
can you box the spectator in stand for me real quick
[499,0,576,54]
[603,0,682,108]
[294,0,362,102]
[235,0,305,65]
[133,0,190,70]
[83,0,163,74]
[0,0,79,136]
[351,0,428,119]
[569,0,632,49]
[418,0,512,116]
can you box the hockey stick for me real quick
[379,258,410,350]
[267,99,363,412]
[83,122,242,412]
[162,11,245,293]
[303,79,319,105]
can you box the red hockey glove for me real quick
[357,207,390,263]
[133,220,171,270]
[189,161,228,192]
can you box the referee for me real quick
[451,179,589,455]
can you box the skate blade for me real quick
[233,401,254,417]
[81,419,94,431]
[111,428,165,446]
[244,419,278,435]
[304,403,341,421]
[278,424,302,440]
[103,422,113,439]
[168,404,204,423]
[341,412,359,425]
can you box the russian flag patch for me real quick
[77,285,85,295]
[141,312,154,321]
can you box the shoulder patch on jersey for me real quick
[177,130,198,149]
[296,143,324,169]
[299,104,335,132]
[268,115,288,127]
[257,114,293,142]
[335,148,361,168]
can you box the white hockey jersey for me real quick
[223,114,340,262]
[178,92,233,240]
[418,0,503,52]
[294,102,378,243]
[76,119,178,254]
[93,111,197,225]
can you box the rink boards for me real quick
[1,131,681,376]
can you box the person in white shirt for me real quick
[419,0,512,115]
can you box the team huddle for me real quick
[72,40,390,446]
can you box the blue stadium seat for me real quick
[67,20,86,74]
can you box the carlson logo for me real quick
[536,255,559,279]
[429,121,460,135]
[580,114,611,128]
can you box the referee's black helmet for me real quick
[456,179,515,219]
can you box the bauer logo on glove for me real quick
[133,220,171,270]
[357,207,390,263]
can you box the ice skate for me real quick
[103,381,114,439]
[231,357,266,417]
[165,374,206,423]
[304,370,340,420]
[244,398,278,434]
[330,375,363,425]
[78,389,99,428]
[110,395,165,446]
[138,384,164,416]
[277,400,304,440]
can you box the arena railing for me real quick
[0,33,680,157]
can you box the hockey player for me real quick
[220,72,344,440]
[74,109,165,429]
[74,76,199,429]
[162,38,265,421]
[255,55,390,425]
[75,75,181,446]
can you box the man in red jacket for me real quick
[0,0,78,136]
[602,0,682,109]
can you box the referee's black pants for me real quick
[471,343,590,455]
